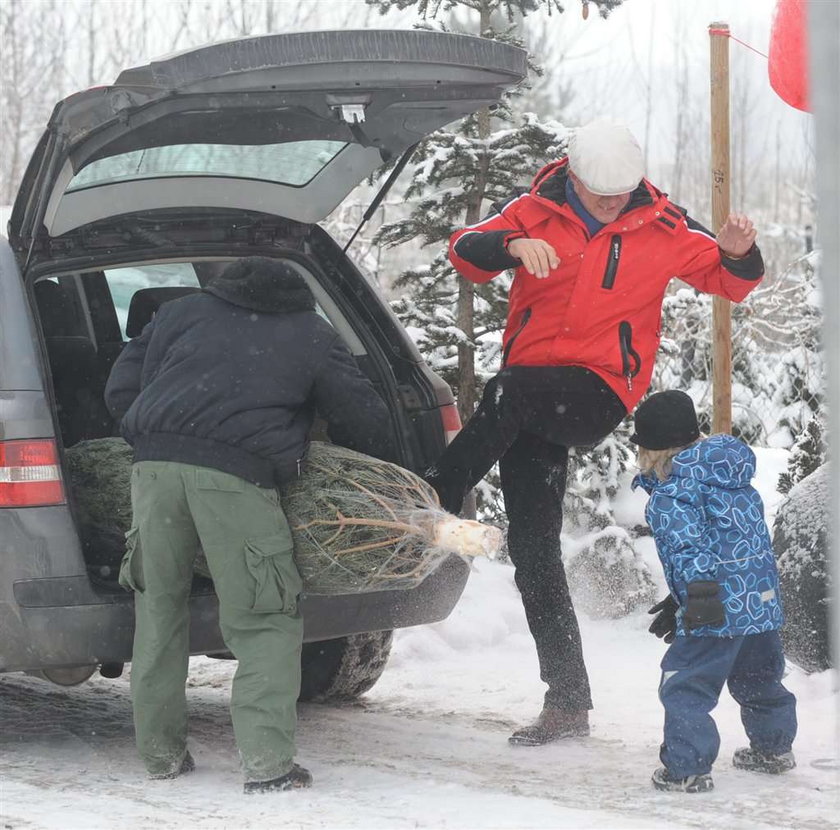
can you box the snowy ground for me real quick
[1,450,837,830]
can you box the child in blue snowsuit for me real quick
[631,390,797,793]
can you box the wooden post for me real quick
[709,22,732,435]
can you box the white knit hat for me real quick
[567,118,645,196]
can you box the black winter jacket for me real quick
[104,260,396,487]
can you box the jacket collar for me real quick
[531,158,662,220]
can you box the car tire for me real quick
[298,630,394,702]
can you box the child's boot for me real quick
[732,747,796,774]
[651,767,714,793]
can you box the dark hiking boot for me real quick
[149,751,195,780]
[651,766,714,793]
[732,747,796,774]
[508,707,590,746]
[244,764,313,794]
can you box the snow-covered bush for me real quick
[562,424,657,618]
[772,463,831,673]
[653,249,824,449]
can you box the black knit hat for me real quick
[630,390,700,450]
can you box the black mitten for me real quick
[684,580,726,630]
[647,595,678,643]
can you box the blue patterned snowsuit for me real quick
[633,435,797,777]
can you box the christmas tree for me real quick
[368,0,623,519]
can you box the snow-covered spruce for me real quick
[562,428,657,618]
[778,406,827,494]
[564,526,657,619]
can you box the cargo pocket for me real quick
[118,527,145,593]
[244,533,302,614]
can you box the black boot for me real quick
[732,747,796,774]
[244,763,313,794]
[509,707,590,746]
[651,767,714,793]
[149,751,195,780]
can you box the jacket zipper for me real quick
[601,235,622,289]
[618,321,642,391]
[502,307,532,366]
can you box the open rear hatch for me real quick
[8,30,526,265]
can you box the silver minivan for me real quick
[0,30,525,697]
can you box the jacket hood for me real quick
[203,256,316,314]
[670,434,756,489]
[531,158,663,214]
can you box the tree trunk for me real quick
[87,0,97,86]
[456,4,493,426]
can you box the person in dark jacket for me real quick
[631,390,797,793]
[426,117,766,746]
[105,256,395,793]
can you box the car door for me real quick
[8,29,526,265]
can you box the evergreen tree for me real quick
[650,246,824,449]
[367,0,623,414]
[368,0,623,521]
[761,253,824,444]
[778,405,828,494]
[380,111,570,399]
[369,0,661,616]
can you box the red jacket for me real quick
[449,159,764,411]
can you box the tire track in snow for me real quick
[1,671,835,830]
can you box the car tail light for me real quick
[0,439,66,507]
[439,403,462,445]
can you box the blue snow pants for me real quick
[658,631,797,778]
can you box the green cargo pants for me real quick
[119,460,303,782]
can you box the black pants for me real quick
[428,366,627,710]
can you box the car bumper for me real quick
[3,553,470,672]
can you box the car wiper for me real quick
[342,143,418,255]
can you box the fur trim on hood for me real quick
[204,256,316,313]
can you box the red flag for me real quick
[768,0,810,112]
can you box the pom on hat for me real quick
[567,118,645,196]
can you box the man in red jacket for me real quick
[426,118,764,746]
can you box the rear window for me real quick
[103,263,200,339]
[67,140,348,192]
[97,261,357,349]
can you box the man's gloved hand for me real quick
[684,580,726,630]
[648,595,678,643]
